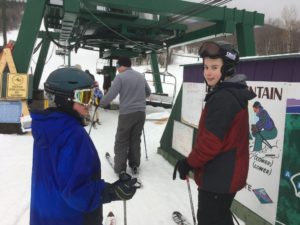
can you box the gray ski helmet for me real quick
[199,41,239,77]
[44,67,94,98]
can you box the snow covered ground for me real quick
[0,105,245,225]
[0,30,244,225]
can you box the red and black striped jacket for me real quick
[187,76,256,194]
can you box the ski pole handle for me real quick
[186,176,196,225]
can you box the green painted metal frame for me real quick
[150,51,163,94]
[236,23,256,56]
[13,0,264,96]
[13,0,47,73]
[166,21,235,46]
[33,37,51,90]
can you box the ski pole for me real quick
[231,212,240,225]
[123,200,127,225]
[257,131,272,149]
[186,176,196,225]
[142,128,148,160]
[88,105,99,135]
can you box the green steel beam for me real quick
[194,7,264,25]
[166,21,235,46]
[79,11,187,31]
[83,0,194,16]
[64,0,80,13]
[150,51,163,94]
[102,49,140,59]
[13,0,47,73]
[59,0,80,44]
[236,23,256,56]
[33,37,51,90]
[38,31,60,40]
[84,0,264,25]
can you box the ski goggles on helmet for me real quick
[73,89,92,105]
[199,41,224,58]
[198,41,238,62]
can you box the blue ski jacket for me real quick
[30,108,106,225]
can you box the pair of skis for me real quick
[105,211,116,225]
[104,152,191,225]
[172,211,192,225]
[104,210,191,225]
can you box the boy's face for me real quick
[253,106,259,113]
[203,57,223,87]
[73,102,90,117]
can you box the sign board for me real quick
[181,82,206,127]
[172,120,194,157]
[0,101,22,123]
[275,82,300,225]
[6,73,29,99]
[235,81,288,224]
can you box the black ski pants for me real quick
[197,189,236,225]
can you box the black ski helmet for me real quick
[199,41,239,79]
[45,67,94,97]
[44,67,94,113]
[253,101,262,108]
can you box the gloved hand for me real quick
[93,88,103,106]
[251,124,258,133]
[94,88,103,99]
[173,159,193,180]
[102,172,138,203]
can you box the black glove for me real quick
[102,172,137,203]
[173,159,193,180]
[251,124,259,133]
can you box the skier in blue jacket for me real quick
[30,67,138,225]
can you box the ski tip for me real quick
[172,211,183,219]
[105,152,110,158]
[107,211,114,217]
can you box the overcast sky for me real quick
[184,0,300,19]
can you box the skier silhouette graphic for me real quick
[251,101,277,151]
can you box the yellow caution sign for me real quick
[6,73,29,99]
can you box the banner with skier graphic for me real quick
[235,81,288,225]
[275,82,300,225]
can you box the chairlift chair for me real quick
[144,70,177,109]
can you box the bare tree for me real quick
[281,5,299,53]
[1,0,8,45]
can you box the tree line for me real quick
[0,1,25,31]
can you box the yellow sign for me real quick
[6,73,29,99]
